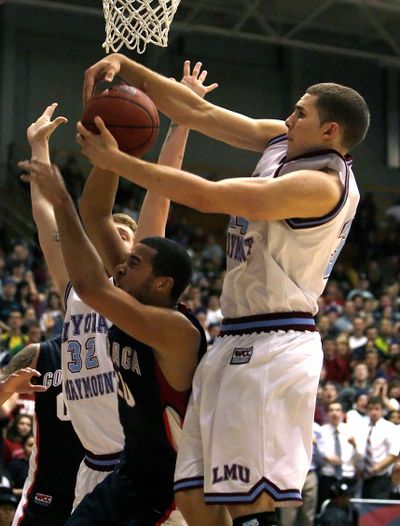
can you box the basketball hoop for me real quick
[102,0,181,54]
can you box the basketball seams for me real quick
[82,86,160,157]
[88,94,159,127]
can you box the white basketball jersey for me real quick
[221,135,360,318]
[62,282,124,454]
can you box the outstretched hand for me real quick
[18,160,68,206]
[83,53,125,107]
[76,117,122,171]
[1,368,47,397]
[27,103,68,146]
[180,60,218,99]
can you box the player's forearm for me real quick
[109,152,277,218]
[135,122,188,241]
[53,189,109,299]
[80,167,130,273]
[111,152,223,214]
[119,57,204,128]
[31,140,50,164]
[118,57,265,151]
[29,144,69,294]
[158,122,190,168]
[80,166,119,221]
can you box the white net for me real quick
[102,0,181,54]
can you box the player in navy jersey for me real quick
[1,338,84,525]
[76,55,370,526]
[10,154,207,524]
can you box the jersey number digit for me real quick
[67,338,99,373]
[56,392,71,421]
[116,371,135,408]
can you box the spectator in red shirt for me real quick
[3,414,32,466]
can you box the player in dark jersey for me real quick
[15,159,207,525]
[2,338,84,526]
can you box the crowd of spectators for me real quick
[0,187,399,524]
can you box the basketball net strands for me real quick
[102,0,181,54]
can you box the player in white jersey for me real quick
[78,56,370,526]
[25,106,132,506]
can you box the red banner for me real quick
[357,502,400,526]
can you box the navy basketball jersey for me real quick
[13,337,84,525]
[106,303,206,515]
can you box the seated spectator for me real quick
[316,479,356,526]
[323,337,350,385]
[8,262,26,286]
[347,275,375,302]
[0,279,22,323]
[25,321,43,345]
[5,241,33,273]
[3,414,33,466]
[200,235,224,268]
[387,353,400,382]
[365,349,386,382]
[348,317,368,358]
[21,307,38,333]
[369,377,399,414]
[7,434,34,499]
[207,323,221,347]
[387,409,400,425]
[375,318,395,356]
[315,382,340,425]
[387,380,400,408]
[317,315,339,340]
[334,300,356,333]
[323,281,345,308]
[205,294,223,327]
[348,363,370,395]
[346,392,369,431]
[0,310,29,358]
[39,290,63,338]
[15,270,39,314]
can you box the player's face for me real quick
[285,94,327,159]
[115,223,135,251]
[113,243,157,304]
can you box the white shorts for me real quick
[73,454,120,510]
[174,329,323,507]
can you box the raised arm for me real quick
[83,54,286,152]
[76,120,342,222]
[18,161,199,391]
[80,61,218,274]
[135,60,218,242]
[27,104,69,295]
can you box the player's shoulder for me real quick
[177,303,207,359]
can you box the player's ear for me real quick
[322,122,340,140]
[155,276,174,294]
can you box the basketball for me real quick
[82,84,160,157]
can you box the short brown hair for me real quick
[306,83,370,151]
[112,213,137,234]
